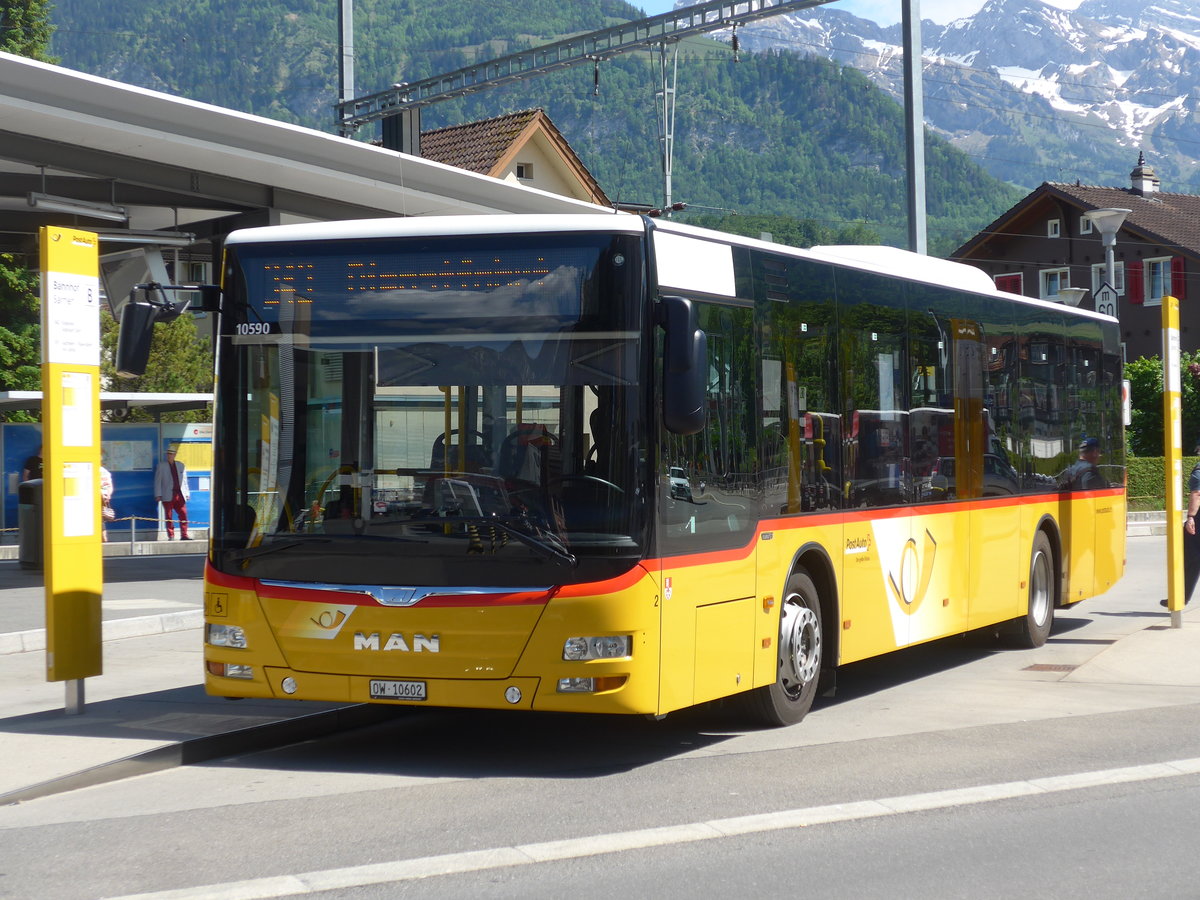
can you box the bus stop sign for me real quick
[1095,282,1119,318]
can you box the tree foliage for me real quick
[0,0,52,422]
[0,255,42,422]
[1126,353,1200,456]
[99,311,214,423]
[1,0,57,60]
[47,0,1022,254]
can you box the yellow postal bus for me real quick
[188,215,1124,726]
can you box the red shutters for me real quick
[1172,256,1186,301]
[995,273,1022,294]
[1127,260,1144,304]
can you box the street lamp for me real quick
[1058,287,1088,307]
[1083,207,1131,294]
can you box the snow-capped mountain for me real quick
[723,0,1200,191]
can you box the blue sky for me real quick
[636,0,1082,27]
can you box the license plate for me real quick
[369,679,427,701]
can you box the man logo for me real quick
[353,632,441,653]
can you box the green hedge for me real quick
[1127,456,1199,511]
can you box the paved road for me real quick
[1,534,1198,898]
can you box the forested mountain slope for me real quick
[48,0,1023,254]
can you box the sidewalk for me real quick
[1127,510,1172,536]
[0,548,390,806]
[0,630,392,804]
[0,532,209,561]
[1,529,1197,809]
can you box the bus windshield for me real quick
[212,231,648,586]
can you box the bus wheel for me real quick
[742,569,823,727]
[1013,532,1055,648]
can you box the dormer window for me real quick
[515,163,534,180]
[1047,219,1061,238]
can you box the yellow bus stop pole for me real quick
[39,226,104,711]
[1162,295,1184,628]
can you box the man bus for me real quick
[119,215,1124,726]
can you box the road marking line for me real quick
[104,756,1200,900]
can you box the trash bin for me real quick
[18,478,42,571]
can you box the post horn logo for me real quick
[887,528,937,616]
[312,609,347,630]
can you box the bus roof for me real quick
[224,214,645,246]
[649,219,1117,324]
[223,214,1115,324]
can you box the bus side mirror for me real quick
[114,299,160,378]
[113,282,220,377]
[659,295,707,435]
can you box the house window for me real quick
[1047,219,1061,238]
[515,163,534,180]
[1090,261,1124,296]
[1079,216,1093,235]
[184,261,210,283]
[1143,257,1172,307]
[995,273,1022,294]
[1040,268,1070,300]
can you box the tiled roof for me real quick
[419,108,607,205]
[955,179,1200,260]
[1046,183,1200,255]
[420,109,542,176]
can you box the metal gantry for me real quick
[336,0,840,131]
[336,0,928,250]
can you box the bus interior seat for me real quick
[499,424,558,484]
[430,430,491,473]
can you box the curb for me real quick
[0,703,402,807]
[1128,524,1169,536]
[0,609,203,656]
[0,542,207,561]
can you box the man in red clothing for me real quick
[153,446,191,540]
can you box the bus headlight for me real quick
[557,676,627,693]
[206,661,254,679]
[562,635,631,661]
[206,623,248,649]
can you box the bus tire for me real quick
[741,569,823,727]
[1013,531,1055,648]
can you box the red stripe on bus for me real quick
[206,562,252,590]
[205,560,552,607]
[552,564,653,598]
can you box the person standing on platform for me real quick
[154,445,190,540]
[100,465,114,542]
[21,444,42,482]
[1172,442,1200,608]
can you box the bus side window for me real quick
[658,302,759,554]
[757,256,842,514]
[833,267,910,509]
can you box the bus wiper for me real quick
[441,515,577,568]
[230,538,331,561]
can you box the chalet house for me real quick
[418,108,610,208]
[952,154,1200,361]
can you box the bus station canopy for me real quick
[0,392,212,416]
[0,52,609,257]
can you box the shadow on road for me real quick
[0,555,204,589]
[195,619,1093,780]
